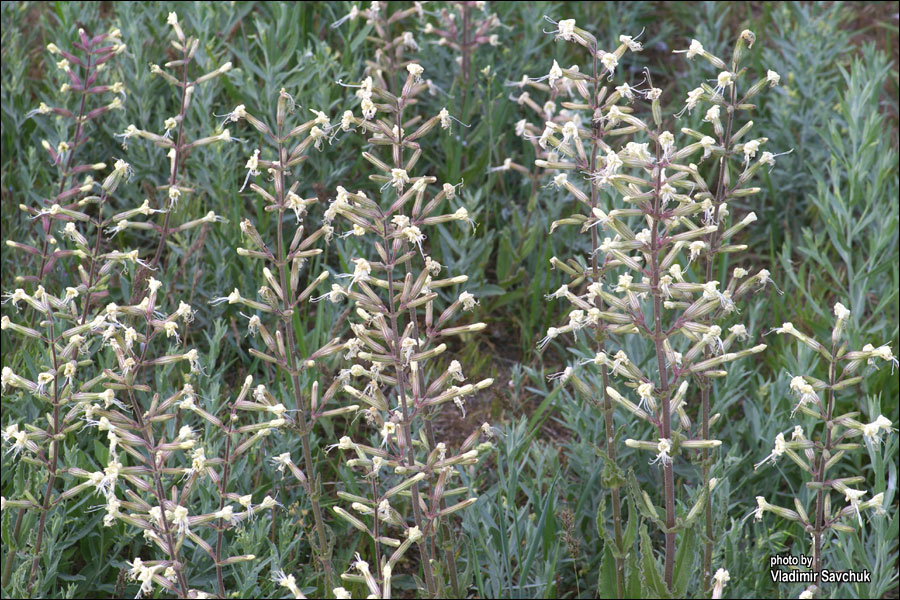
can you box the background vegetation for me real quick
[1,1,897,598]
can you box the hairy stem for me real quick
[384,261,437,597]
[813,345,837,572]
[214,407,236,598]
[132,319,191,596]
[650,138,676,591]
[26,298,63,596]
[31,43,95,336]
[79,190,109,325]
[379,110,437,595]
[149,43,190,272]
[460,2,471,120]
[376,24,437,595]
[272,129,334,592]
[391,85,460,594]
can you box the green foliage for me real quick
[2,1,897,599]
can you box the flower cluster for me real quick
[526,19,780,594]
[0,15,266,599]
[115,11,234,276]
[17,27,127,285]
[215,87,350,587]
[2,25,133,595]
[52,288,278,599]
[3,168,269,599]
[423,1,505,90]
[755,303,893,586]
[331,7,493,597]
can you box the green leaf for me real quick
[639,524,670,599]
[627,470,665,531]
[93,439,108,466]
[459,535,475,595]
[623,493,639,556]
[598,448,626,490]
[673,525,698,597]
[626,550,643,599]
[597,540,618,598]
[596,494,611,544]
[520,470,559,586]
[497,231,514,282]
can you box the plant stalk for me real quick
[379,106,437,597]
[272,129,334,592]
[149,43,190,271]
[698,69,738,587]
[812,343,837,572]
[650,137,676,592]
[26,298,63,596]
[590,49,625,599]
[214,406,237,598]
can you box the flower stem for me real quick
[812,343,837,572]
[699,71,738,587]
[272,128,334,592]
[214,406,237,598]
[380,100,437,593]
[590,49,625,599]
[26,297,62,596]
[149,43,190,272]
[649,136,676,592]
